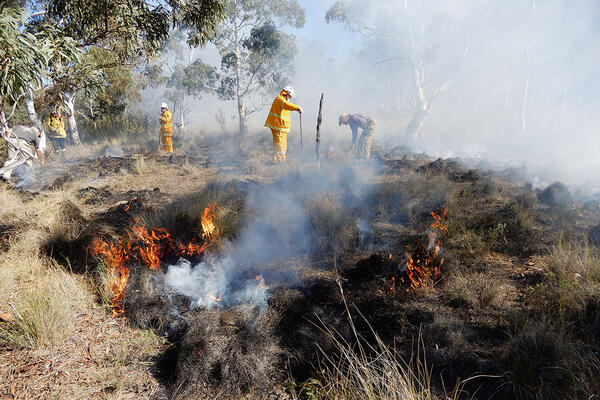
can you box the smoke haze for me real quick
[142,0,600,189]
[163,162,379,308]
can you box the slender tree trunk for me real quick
[521,44,530,136]
[232,3,246,137]
[316,93,324,166]
[405,63,429,142]
[180,94,186,133]
[0,108,8,137]
[63,93,81,145]
[24,90,44,135]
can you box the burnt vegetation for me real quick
[1,147,599,400]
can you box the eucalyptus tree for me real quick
[212,0,305,136]
[156,29,219,133]
[326,0,479,143]
[0,4,79,136]
[24,0,225,143]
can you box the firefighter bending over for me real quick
[158,102,173,154]
[45,110,67,154]
[0,125,46,182]
[339,113,376,159]
[264,86,303,163]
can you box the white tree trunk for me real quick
[232,2,246,137]
[180,94,186,134]
[0,109,8,137]
[405,63,429,142]
[63,93,81,145]
[24,90,44,135]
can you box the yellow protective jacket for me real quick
[159,110,173,135]
[46,115,67,138]
[264,91,300,133]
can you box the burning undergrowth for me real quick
[85,162,456,396]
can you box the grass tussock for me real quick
[172,306,281,398]
[503,321,574,400]
[306,193,358,257]
[445,267,505,309]
[308,322,466,400]
[526,234,600,326]
[0,263,87,349]
[375,174,453,225]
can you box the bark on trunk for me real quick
[63,93,81,145]
[180,95,186,134]
[405,63,429,143]
[24,90,44,135]
[233,2,246,137]
[316,93,324,165]
[0,109,8,137]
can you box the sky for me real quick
[290,0,358,59]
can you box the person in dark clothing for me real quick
[339,113,377,159]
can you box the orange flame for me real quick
[201,203,221,239]
[400,207,448,291]
[90,203,221,316]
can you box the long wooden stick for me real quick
[299,113,303,160]
[316,93,324,165]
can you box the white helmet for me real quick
[282,86,295,98]
[160,102,168,109]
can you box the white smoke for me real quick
[162,161,379,308]
[164,258,268,308]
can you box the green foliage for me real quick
[48,0,225,58]
[212,0,305,132]
[0,5,79,109]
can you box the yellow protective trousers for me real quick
[161,134,173,154]
[271,129,287,163]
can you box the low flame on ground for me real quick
[90,203,220,316]
[400,207,448,291]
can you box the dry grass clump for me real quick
[526,234,600,325]
[0,263,87,349]
[503,321,574,400]
[172,305,282,398]
[306,193,358,257]
[375,174,452,225]
[311,323,465,400]
[445,267,504,309]
[503,236,600,399]
[425,314,468,360]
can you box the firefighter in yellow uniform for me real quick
[158,102,173,154]
[264,86,303,163]
[45,111,67,153]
